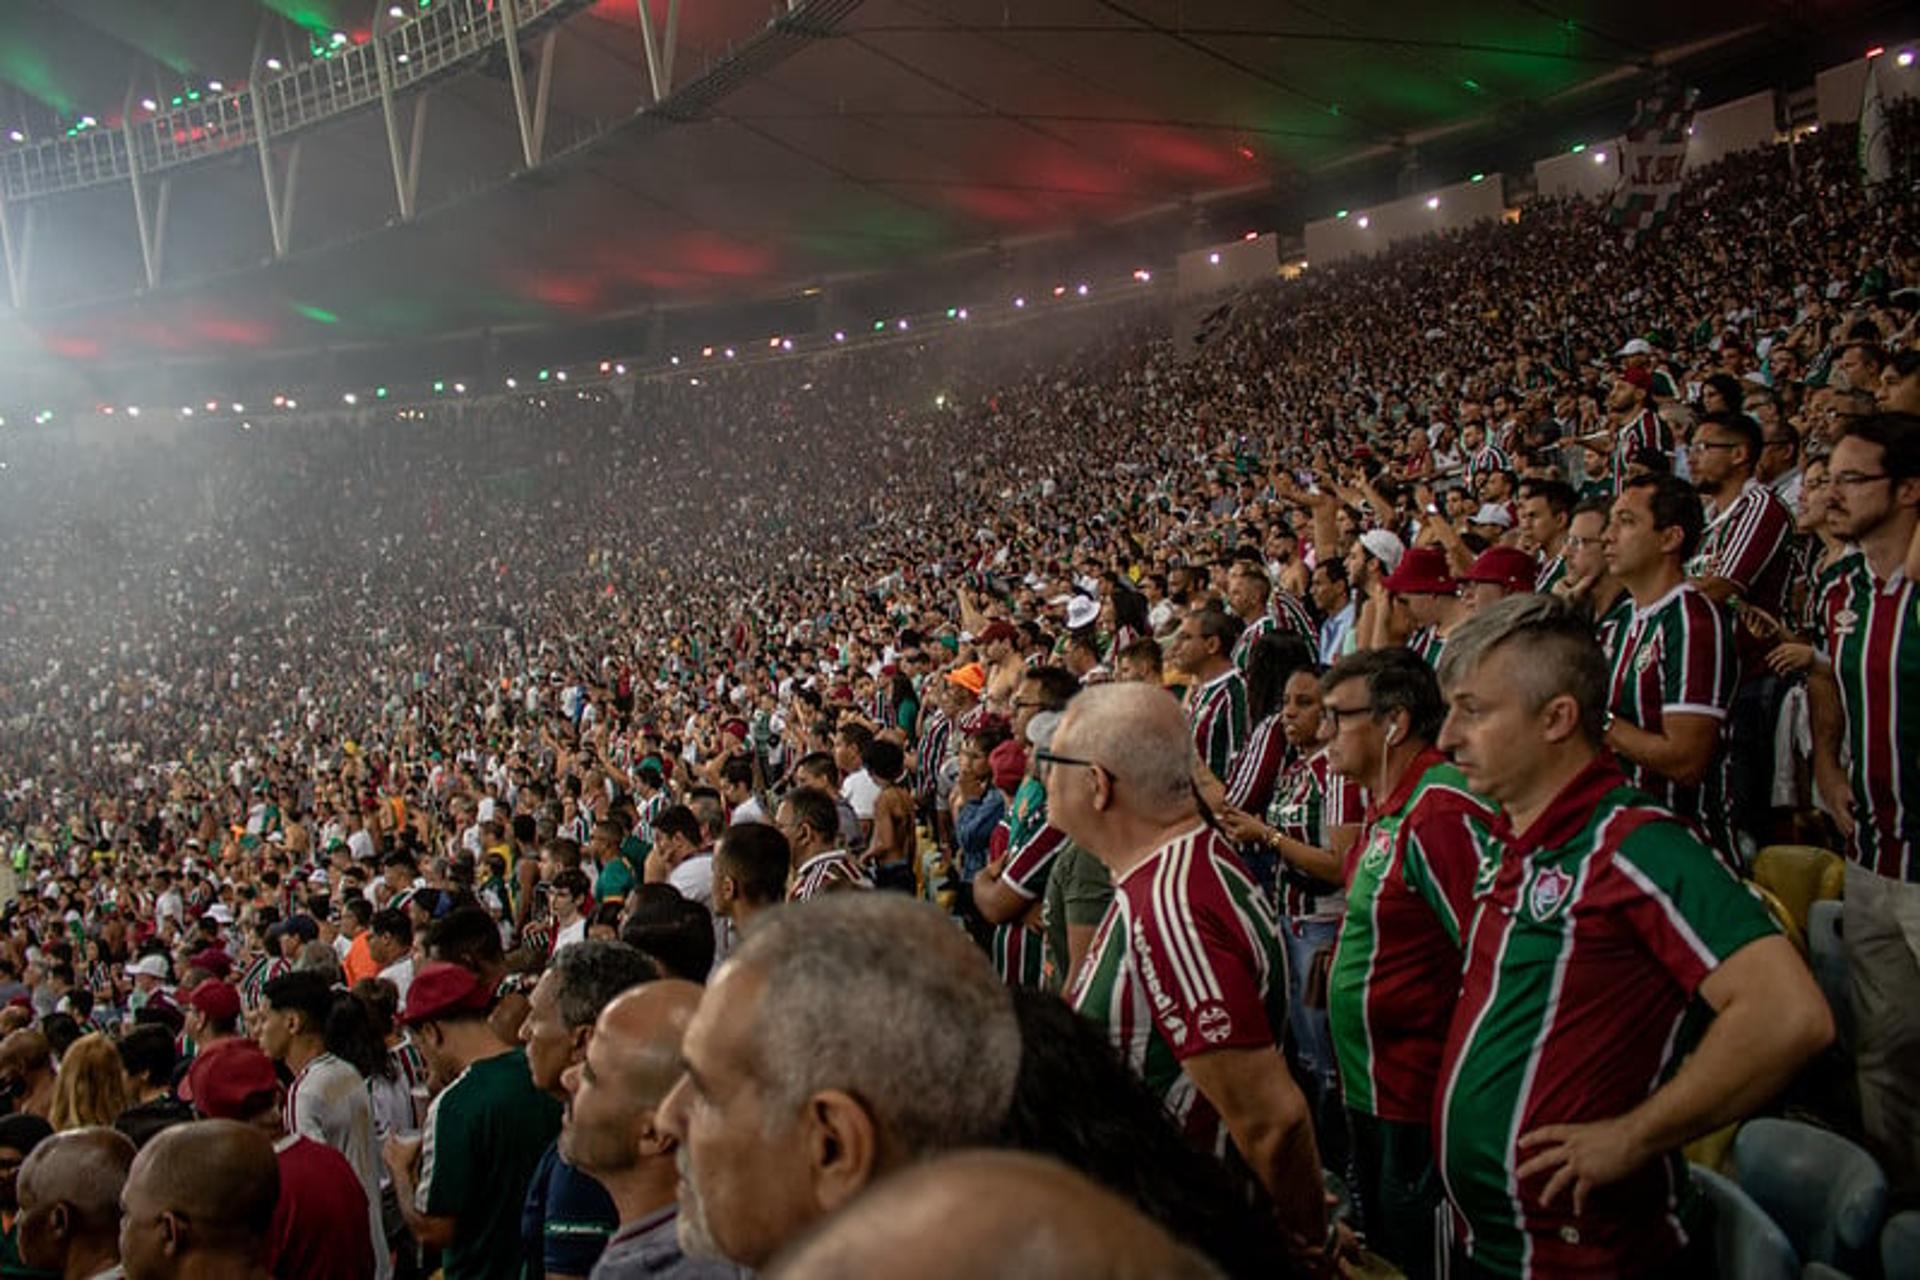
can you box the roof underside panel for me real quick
[0,0,1893,364]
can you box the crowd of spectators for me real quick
[0,103,1915,1279]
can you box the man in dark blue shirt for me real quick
[519,941,659,1279]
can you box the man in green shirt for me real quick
[384,961,563,1280]
[1039,841,1112,994]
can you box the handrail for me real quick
[0,0,590,204]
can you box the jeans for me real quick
[1282,916,1348,1189]
[1282,916,1341,1107]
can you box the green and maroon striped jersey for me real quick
[1406,624,1447,670]
[1534,553,1569,596]
[1687,481,1795,618]
[1070,824,1287,1161]
[1272,589,1319,645]
[1610,409,1673,496]
[1604,582,1739,868]
[1230,612,1278,673]
[1436,758,1776,1278]
[990,776,1061,988]
[1814,552,1920,881]
[1266,747,1362,919]
[1592,591,1633,665]
[1184,667,1249,780]
[1329,749,1496,1123]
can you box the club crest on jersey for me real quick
[1634,639,1659,675]
[1361,829,1392,873]
[1832,608,1859,638]
[1527,866,1574,921]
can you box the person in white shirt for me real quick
[835,727,881,845]
[548,869,592,954]
[721,757,767,825]
[368,910,416,1002]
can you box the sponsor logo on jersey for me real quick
[1133,921,1177,1021]
[1833,608,1859,638]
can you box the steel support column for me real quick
[531,31,557,162]
[499,0,538,169]
[249,82,288,257]
[123,119,160,288]
[281,140,303,246]
[152,178,172,283]
[405,91,431,215]
[372,24,415,219]
[637,0,681,103]
[0,191,24,310]
[662,0,679,92]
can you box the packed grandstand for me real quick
[1,11,1919,1280]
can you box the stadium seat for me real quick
[1752,845,1845,934]
[1806,901,1851,1044]
[1733,1118,1887,1274]
[1684,1122,1739,1175]
[1883,1210,1920,1280]
[1691,1163,1800,1280]
[1750,882,1808,954]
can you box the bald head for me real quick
[123,1120,278,1266]
[1052,682,1195,815]
[597,980,703,1103]
[559,980,700,1180]
[768,1151,1224,1280]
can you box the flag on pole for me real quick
[1860,54,1892,200]
[1608,85,1700,245]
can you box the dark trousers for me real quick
[1727,673,1786,843]
[1348,1110,1443,1280]
[871,861,915,895]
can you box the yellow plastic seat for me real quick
[1751,846,1844,935]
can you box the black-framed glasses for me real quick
[1831,471,1890,489]
[1034,749,1100,772]
[1323,703,1377,725]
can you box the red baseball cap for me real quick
[184,979,242,1024]
[398,962,495,1027]
[1380,547,1457,596]
[1460,546,1541,596]
[189,947,234,979]
[989,740,1028,792]
[182,1039,279,1118]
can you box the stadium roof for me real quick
[0,0,1900,366]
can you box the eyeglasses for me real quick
[1034,748,1100,773]
[1830,471,1890,489]
[1563,535,1595,550]
[1323,703,1376,725]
